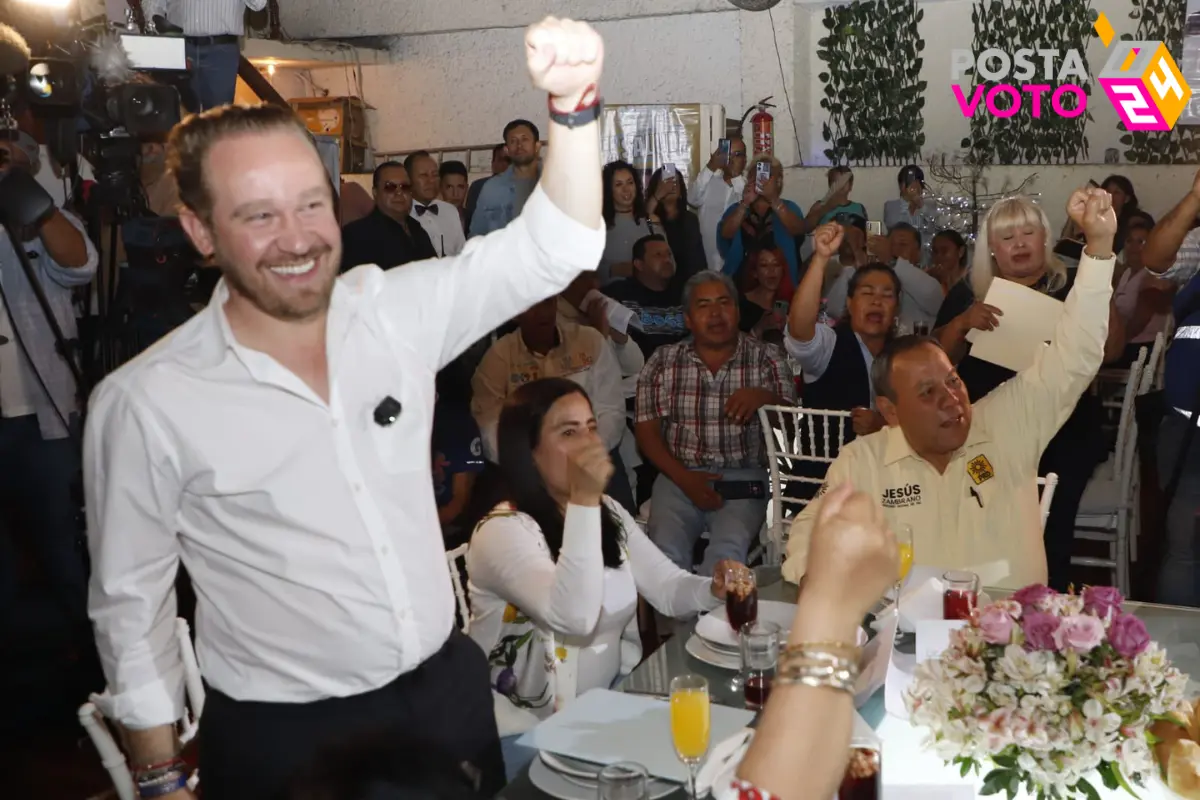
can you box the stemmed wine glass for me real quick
[894,524,914,644]
[669,674,711,800]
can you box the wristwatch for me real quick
[547,94,604,129]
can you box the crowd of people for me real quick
[6,9,1200,800]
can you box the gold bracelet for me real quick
[783,641,862,659]
[774,660,859,694]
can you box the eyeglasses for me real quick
[380,181,413,194]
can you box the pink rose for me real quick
[1108,613,1150,658]
[1022,611,1061,651]
[1054,614,1105,654]
[1082,586,1124,620]
[978,605,1015,645]
[1011,584,1057,611]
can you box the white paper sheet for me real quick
[964,278,1065,372]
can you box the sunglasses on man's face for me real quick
[380,181,413,194]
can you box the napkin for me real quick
[855,613,896,708]
[884,619,966,720]
[698,728,753,798]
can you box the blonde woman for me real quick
[933,193,1124,593]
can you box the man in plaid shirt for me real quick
[635,271,797,574]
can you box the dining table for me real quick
[499,567,1200,800]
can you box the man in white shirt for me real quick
[84,17,606,800]
[147,0,266,111]
[406,150,466,257]
[690,137,747,273]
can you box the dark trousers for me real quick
[1040,443,1104,592]
[184,40,240,112]
[0,414,87,637]
[1158,412,1200,606]
[199,630,505,800]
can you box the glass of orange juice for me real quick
[669,674,710,800]
[894,525,914,643]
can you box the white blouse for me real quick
[467,498,718,734]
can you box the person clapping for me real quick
[464,379,742,772]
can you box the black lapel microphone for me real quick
[374,396,403,426]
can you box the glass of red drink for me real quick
[738,620,779,711]
[725,565,758,634]
[942,570,980,621]
[838,747,881,800]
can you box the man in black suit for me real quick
[340,161,437,272]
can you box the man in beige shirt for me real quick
[471,295,634,509]
[783,188,1117,590]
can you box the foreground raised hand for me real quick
[526,17,603,111]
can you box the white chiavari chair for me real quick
[446,542,471,634]
[757,404,854,565]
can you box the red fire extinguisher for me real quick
[748,97,776,157]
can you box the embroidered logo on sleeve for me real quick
[967,454,995,485]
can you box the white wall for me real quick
[292,6,800,165]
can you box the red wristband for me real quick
[549,84,599,114]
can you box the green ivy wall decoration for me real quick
[1119,0,1200,163]
[963,0,1096,165]
[817,0,926,165]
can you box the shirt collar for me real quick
[686,333,746,365]
[516,322,565,358]
[881,414,990,467]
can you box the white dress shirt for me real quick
[690,169,745,273]
[411,198,466,257]
[159,0,268,36]
[84,186,604,729]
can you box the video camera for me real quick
[0,15,183,209]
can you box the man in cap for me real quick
[883,164,937,264]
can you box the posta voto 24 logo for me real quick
[949,12,1191,131]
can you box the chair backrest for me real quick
[757,404,854,563]
[1109,346,1148,502]
[176,617,204,745]
[1037,473,1058,532]
[446,543,471,634]
[1144,331,1166,392]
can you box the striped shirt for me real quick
[1158,226,1200,287]
[167,0,268,37]
[635,334,796,469]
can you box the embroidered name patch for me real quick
[967,454,995,485]
[881,483,922,508]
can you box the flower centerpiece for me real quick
[905,584,1193,799]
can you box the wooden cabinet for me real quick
[290,96,370,174]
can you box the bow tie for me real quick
[415,203,439,216]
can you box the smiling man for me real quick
[83,16,605,800]
[782,188,1119,591]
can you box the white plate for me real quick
[529,752,677,800]
[686,634,741,670]
[695,600,800,649]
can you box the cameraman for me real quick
[0,130,98,639]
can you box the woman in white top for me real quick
[464,378,737,772]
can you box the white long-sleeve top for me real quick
[467,499,718,733]
[690,168,746,273]
[84,186,604,729]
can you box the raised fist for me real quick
[1066,186,1117,250]
[812,222,844,259]
[526,17,604,111]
